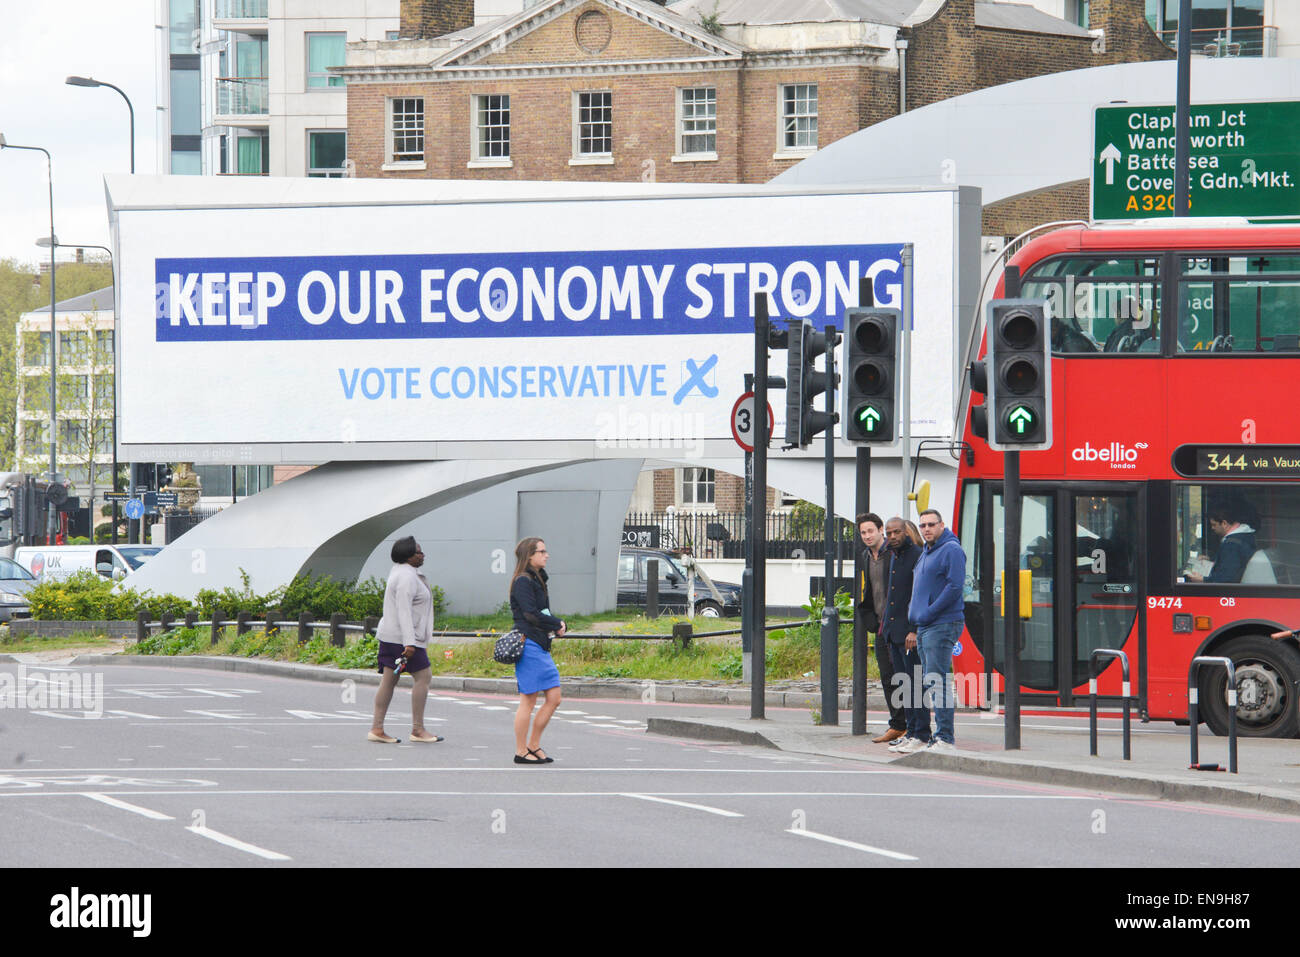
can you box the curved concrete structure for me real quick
[774,58,1300,204]
[131,459,581,600]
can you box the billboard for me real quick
[107,177,978,463]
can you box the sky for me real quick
[0,1,159,271]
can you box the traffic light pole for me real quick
[742,372,754,686]
[820,323,839,726]
[851,275,875,736]
[900,244,913,518]
[1004,450,1022,749]
[751,299,769,720]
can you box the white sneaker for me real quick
[926,739,958,754]
[895,737,930,754]
[887,736,914,752]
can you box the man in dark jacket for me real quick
[858,513,906,743]
[880,517,930,752]
[908,509,967,752]
[1186,504,1259,584]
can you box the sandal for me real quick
[528,748,554,764]
[410,731,444,743]
[514,751,543,764]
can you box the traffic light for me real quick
[968,358,989,441]
[156,463,173,489]
[986,298,1052,450]
[785,320,836,448]
[842,307,901,444]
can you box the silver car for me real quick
[0,557,37,623]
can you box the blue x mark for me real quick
[673,355,719,405]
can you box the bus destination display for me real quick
[1173,444,1300,478]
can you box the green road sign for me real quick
[1007,405,1036,435]
[1092,100,1300,220]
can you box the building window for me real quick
[681,467,715,506]
[25,332,51,367]
[473,94,510,160]
[237,133,268,175]
[386,30,400,40]
[96,329,113,359]
[575,91,612,157]
[308,130,347,177]
[306,32,347,89]
[678,87,716,156]
[780,83,818,151]
[389,97,425,163]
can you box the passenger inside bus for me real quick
[1185,499,1263,584]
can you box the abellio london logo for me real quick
[1071,440,1149,470]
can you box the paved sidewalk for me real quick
[31,652,1300,816]
[645,704,1300,816]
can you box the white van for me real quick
[13,545,164,583]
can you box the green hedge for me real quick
[27,569,445,622]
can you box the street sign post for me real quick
[1093,100,1300,220]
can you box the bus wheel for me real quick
[1199,636,1300,738]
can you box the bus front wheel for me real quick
[1198,636,1300,738]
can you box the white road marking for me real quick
[81,793,174,820]
[555,710,587,715]
[786,828,918,861]
[615,720,643,725]
[186,825,291,861]
[478,706,511,711]
[584,715,617,720]
[622,793,744,817]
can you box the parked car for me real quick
[617,547,743,618]
[0,557,37,623]
[13,545,163,583]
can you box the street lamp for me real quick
[0,133,59,545]
[67,73,141,543]
[37,238,119,544]
[65,76,135,174]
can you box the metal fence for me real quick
[164,504,226,543]
[622,510,857,560]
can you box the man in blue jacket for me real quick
[908,509,967,753]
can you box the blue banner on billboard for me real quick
[154,243,905,341]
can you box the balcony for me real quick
[213,0,268,25]
[1160,25,1278,58]
[215,77,268,119]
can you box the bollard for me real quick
[136,610,148,644]
[265,608,280,636]
[647,558,659,619]
[184,611,197,630]
[672,621,693,650]
[159,611,175,635]
[297,611,313,645]
[1188,656,1237,773]
[211,608,225,646]
[236,611,252,637]
[363,616,379,638]
[1088,648,1131,760]
[329,612,345,648]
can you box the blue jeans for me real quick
[888,642,931,742]
[919,620,963,744]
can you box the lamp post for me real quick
[0,134,58,544]
[65,76,135,174]
[67,74,138,541]
[37,239,118,544]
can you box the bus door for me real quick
[985,484,1145,707]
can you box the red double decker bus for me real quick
[952,220,1300,737]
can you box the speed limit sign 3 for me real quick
[731,391,775,452]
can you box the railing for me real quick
[163,504,225,541]
[214,0,268,19]
[216,77,268,116]
[1159,24,1278,58]
[623,509,857,561]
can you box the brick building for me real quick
[340,0,1170,515]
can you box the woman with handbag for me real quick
[369,536,442,744]
[509,536,565,764]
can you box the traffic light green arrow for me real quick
[1007,406,1035,434]
[857,405,882,432]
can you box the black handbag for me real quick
[493,629,525,664]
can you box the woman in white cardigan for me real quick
[369,536,442,744]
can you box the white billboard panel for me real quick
[107,177,976,463]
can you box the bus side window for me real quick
[1176,485,1300,586]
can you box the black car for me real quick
[617,547,743,618]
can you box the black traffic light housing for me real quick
[968,357,989,440]
[842,307,901,444]
[986,298,1053,450]
[784,319,836,449]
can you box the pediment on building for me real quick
[433,0,747,71]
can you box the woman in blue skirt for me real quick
[509,536,565,764]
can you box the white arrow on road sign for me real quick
[1099,143,1122,185]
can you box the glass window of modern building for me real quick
[1148,0,1271,56]
[307,33,347,88]
[307,130,347,176]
